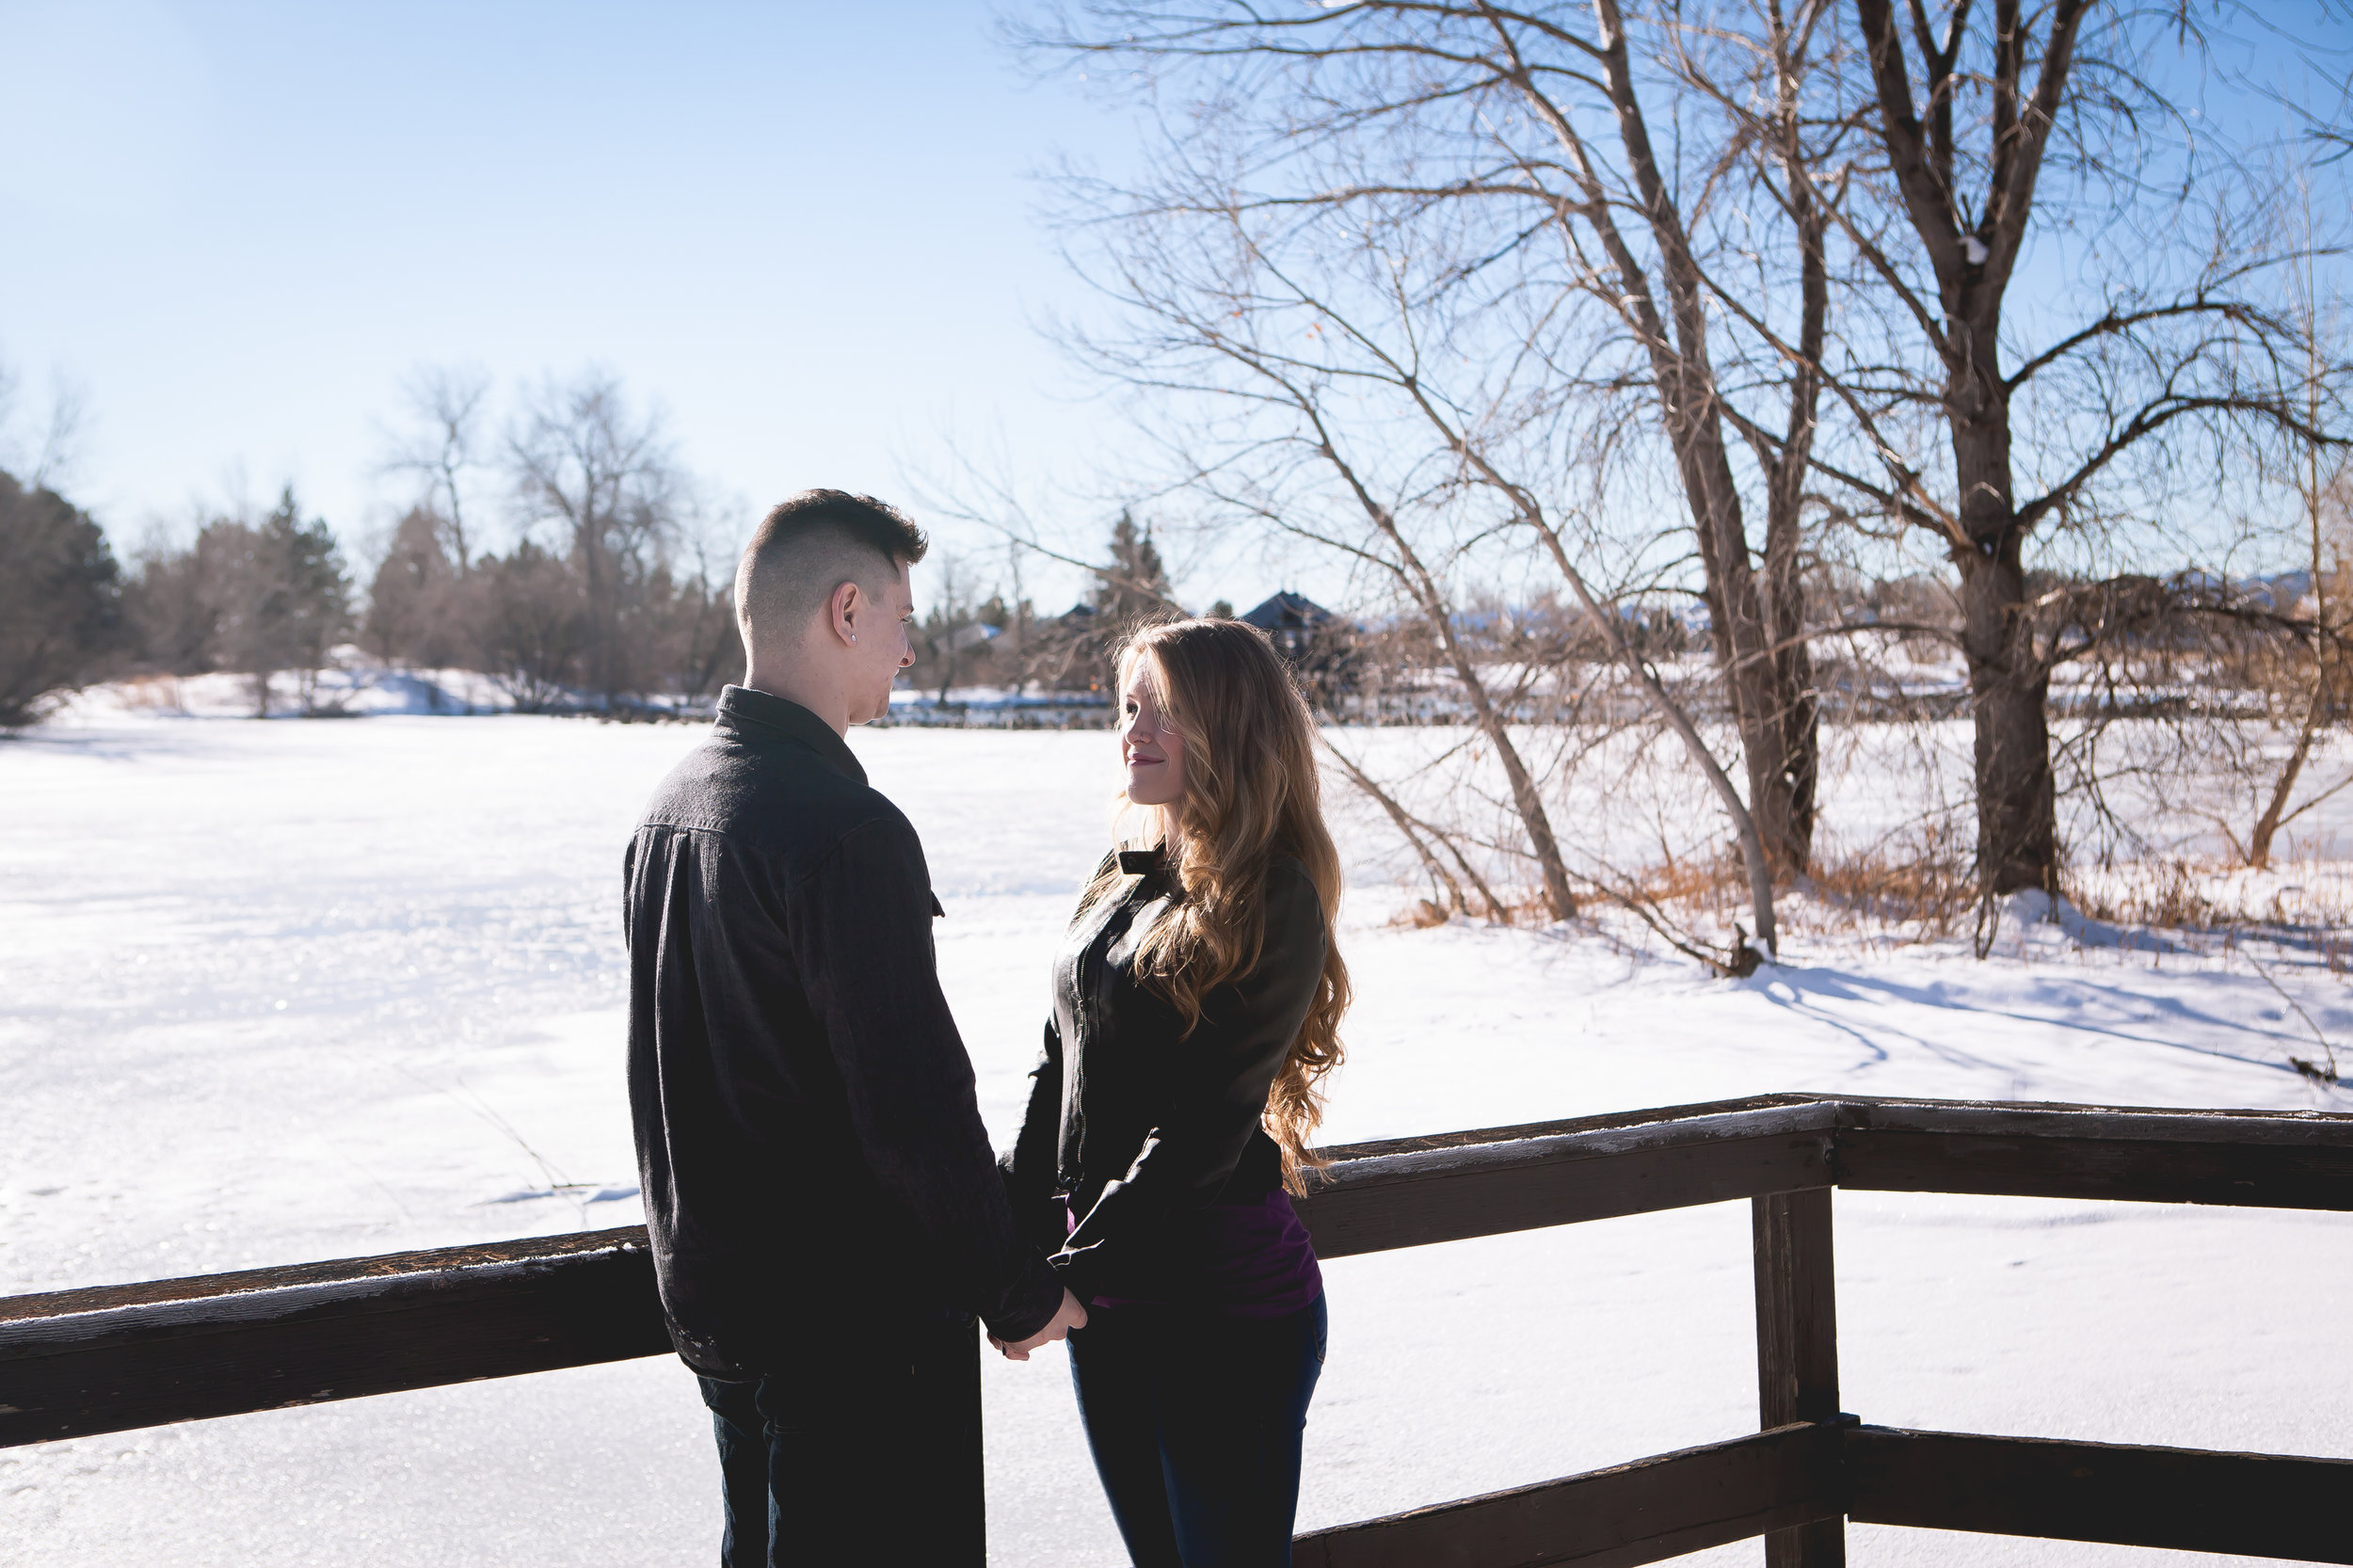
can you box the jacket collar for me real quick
[715,685,868,787]
[1116,844,1166,876]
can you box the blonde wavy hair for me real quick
[1081,617,1351,1193]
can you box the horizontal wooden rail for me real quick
[1833,1096,2353,1209]
[1292,1418,1850,1568]
[0,1228,666,1447]
[6,1090,2351,1568]
[8,1094,2351,1448]
[1846,1426,2353,1563]
[1297,1094,1834,1258]
[0,1093,1845,1447]
[1293,1420,2353,1568]
[1297,1095,2353,1263]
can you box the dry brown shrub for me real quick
[1637,851,1746,911]
[1387,840,2352,961]
[2072,861,2219,929]
[1392,888,1561,929]
[1609,837,1980,942]
[1800,840,1979,937]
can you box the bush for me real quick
[468,541,588,712]
[0,470,119,726]
[364,506,465,668]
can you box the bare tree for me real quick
[915,551,989,702]
[468,539,587,713]
[1027,0,1850,879]
[2246,462,2352,868]
[0,352,89,493]
[650,504,748,708]
[1831,0,2346,894]
[506,369,683,708]
[2237,189,2353,867]
[120,527,220,681]
[379,364,491,575]
[1044,168,1828,945]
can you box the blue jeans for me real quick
[1066,1294,1329,1568]
[697,1312,984,1567]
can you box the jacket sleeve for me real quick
[788,813,1065,1343]
[1053,860,1327,1299]
[1000,1016,1066,1255]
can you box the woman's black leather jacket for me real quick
[1001,845,1328,1302]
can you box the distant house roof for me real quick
[1239,591,1336,633]
[1061,601,1098,624]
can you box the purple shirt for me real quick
[1066,1189,1324,1319]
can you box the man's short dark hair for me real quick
[735,489,929,653]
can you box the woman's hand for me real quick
[991,1288,1090,1360]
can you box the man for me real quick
[624,489,1086,1566]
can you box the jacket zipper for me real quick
[1065,872,1146,1193]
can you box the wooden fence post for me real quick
[1753,1187,1844,1566]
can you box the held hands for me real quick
[989,1288,1089,1361]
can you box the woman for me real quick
[999,616,1351,1568]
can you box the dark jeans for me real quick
[1066,1294,1328,1568]
[696,1311,984,1567]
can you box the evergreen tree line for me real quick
[0,370,744,726]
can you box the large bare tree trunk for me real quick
[1857,0,2091,896]
[1951,346,2057,894]
[1761,10,1827,862]
[1958,543,2058,893]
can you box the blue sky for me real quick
[2,1,2344,616]
[0,0,1141,608]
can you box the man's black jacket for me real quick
[624,685,1064,1378]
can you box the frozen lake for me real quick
[3,713,2348,1566]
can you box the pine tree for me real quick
[0,470,119,726]
[1091,511,1173,630]
[264,488,353,711]
[205,487,350,715]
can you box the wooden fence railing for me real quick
[6,1093,2350,1565]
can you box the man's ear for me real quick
[826,579,863,647]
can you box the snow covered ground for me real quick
[2,711,2349,1567]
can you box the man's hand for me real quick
[989,1288,1089,1361]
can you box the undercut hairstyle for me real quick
[735,489,929,655]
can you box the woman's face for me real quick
[1120,662,1188,808]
